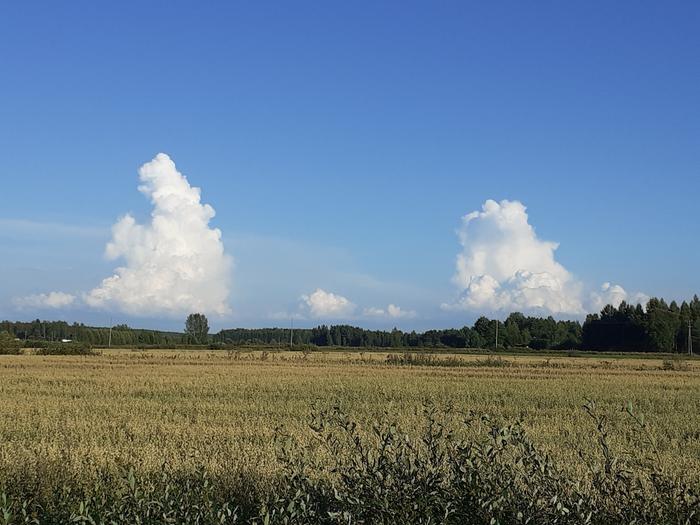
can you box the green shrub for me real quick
[0,404,697,524]
[264,403,699,524]
[472,355,513,367]
[34,341,97,356]
[386,352,462,367]
[661,356,690,371]
[0,331,21,355]
[0,468,243,524]
[385,352,513,368]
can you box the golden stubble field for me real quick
[1,349,698,493]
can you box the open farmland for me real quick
[0,349,699,523]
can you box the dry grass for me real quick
[0,349,698,495]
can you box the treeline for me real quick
[0,320,182,346]
[582,296,700,352]
[3,295,699,352]
[211,295,700,352]
[219,314,582,350]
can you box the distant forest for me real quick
[2,295,699,353]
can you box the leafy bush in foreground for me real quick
[1,403,698,524]
[265,402,698,524]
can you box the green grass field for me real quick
[1,349,698,523]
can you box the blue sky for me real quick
[1,1,698,331]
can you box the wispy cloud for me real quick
[14,291,76,309]
[0,219,108,239]
[363,304,417,319]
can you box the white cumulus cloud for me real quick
[444,199,583,314]
[443,199,649,316]
[14,291,77,309]
[84,153,232,316]
[301,288,355,318]
[364,304,417,319]
[387,304,416,319]
[589,282,649,311]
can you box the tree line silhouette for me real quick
[2,295,699,352]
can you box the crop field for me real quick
[1,349,699,523]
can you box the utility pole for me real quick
[495,320,499,350]
[689,320,693,356]
[289,318,294,348]
[108,317,112,348]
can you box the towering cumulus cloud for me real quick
[84,153,231,316]
[445,199,583,314]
